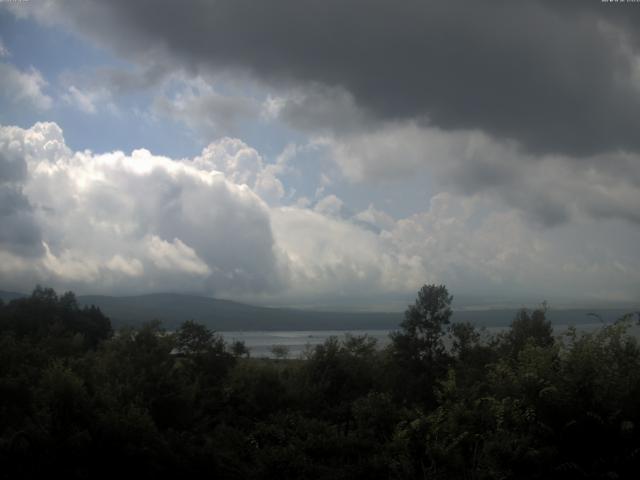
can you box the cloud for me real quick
[0,122,285,296]
[0,124,51,257]
[88,64,172,96]
[10,1,640,226]
[0,39,9,58]
[0,184,43,257]
[265,84,370,134]
[57,63,172,111]
[313,194,344,217]
[320,121,640,227]
[1,121,639,305]
[153,77,260,136]
[270,206,428,301]
[62,85,98,113]
[272,193,640,305]
[194,136,286,203]
[146,236,211,276]
[0,62,52,110]
[60,84,117,114]
[58,66,262,133]
[1,3,639,306]
[14,0,640,156]
[353,205,396,233]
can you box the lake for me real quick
[220,322,615,358]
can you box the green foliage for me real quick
[270,344,290,360]
[394,284,453,361]
[304,334,381,413]
[175,319,220,355]
[389,284,453,406]
[230,339,250,358]
[2,285,640,479]
[500,305,554,358]
[0,286,112,349]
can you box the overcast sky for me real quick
[1,0,639,309]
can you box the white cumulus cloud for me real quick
[0,122,639,306]
[0,122,284,296]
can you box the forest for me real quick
[1,285,640,479]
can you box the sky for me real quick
[0,0,639,310]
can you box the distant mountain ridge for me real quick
[0,290,27,303]
[77,293,403,331]
[1,290,635,331]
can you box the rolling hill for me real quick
[76,293,635,331]
[77,293,403,331]
[2,290,635,331]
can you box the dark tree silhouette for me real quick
[502,304,554,357]
[2,285,640,479]
[389,284,453,405]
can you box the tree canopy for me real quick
[1,285,640,479]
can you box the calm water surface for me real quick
[220,323,617,358]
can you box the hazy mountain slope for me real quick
[2,290,633,331]
[0,290,27,303]
[77,293,403,330]
[77,293,635,331]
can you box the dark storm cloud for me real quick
[29,0,640,156]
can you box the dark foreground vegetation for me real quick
[1,285,640,479]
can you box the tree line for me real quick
[1,284,639,479]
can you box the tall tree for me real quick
[389,284,453,405]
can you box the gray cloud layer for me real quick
[3,2,640,303]
[319,121,640,227]
[20,0,640,156]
